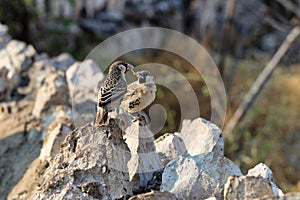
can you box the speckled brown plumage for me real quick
[121,70,156,114]
[95,61,133,126]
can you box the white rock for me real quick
[40,105,72,133]
[28,59,56,93]
[0,67,19,100]
[5,40,36,73]
[28,53,74,92]
[154,132,186,166]
[247,163,284,196]
[125,120,163,188]
[66,59,103,97]
[0,40,36,100]
[161,152,242,199]
[32,72,69,118]
[40,116,74,160]
[49,53,75,71]
[32,122,132,200]
[180,118,224,156]
[224,176,274,200]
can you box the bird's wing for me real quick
[98,80,127,107]
[98,87,114,107]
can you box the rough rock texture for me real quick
[154,117,224,167]
[154,132,186,166]
[129,190,177,200]
[0,28,77,199]
[66,59,103,97]
[1,103,72,200]
[223,163,287,200]
[224,176,275,200]
[180,118,224,156]
[48,53,76,71]
[32,71,69,118]
[160,152,242,200]
[247,163,284,196]
[124,120,163,190]
[0,39,36,100]
[7,158,47,200]
[8,116,75,200]
[31,121,132,200]
[0,100,42,200]
[39,116,75,160]
[27,53,75,95]
[1,40,36,73]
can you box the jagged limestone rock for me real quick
[0,39,36,100]
[224,176,274,200]
[124,120,163,190]
[247,163,284,196]
[32,72,69,118]
[161,152,242,199]
[223,163,287,200]
[32,121,132,200]
[40,116,75,160]
[154,132,186,166]
[28,53,74,94]
[155,118,224,167]
[48,53,75,71]
[180,118,224,156]
[8,116,75,200]
[3,40,36,73]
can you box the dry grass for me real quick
[227,60,300,192]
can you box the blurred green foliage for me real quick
[0,0,30,41]
[225,58,300,192]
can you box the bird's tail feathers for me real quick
[95,107,108,126]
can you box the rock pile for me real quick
[0,23,102,199]
[0,23,299,200]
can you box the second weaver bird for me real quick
[120,70,156,114]
[95,61,134,125]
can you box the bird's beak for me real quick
[127,64,134,71]
[128,64,138,77]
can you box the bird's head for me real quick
[110,61,134,74]
[137,70,154,84]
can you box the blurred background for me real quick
[0,0,299,193]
